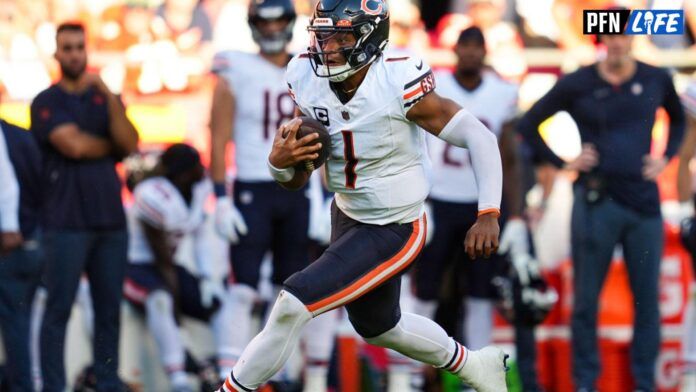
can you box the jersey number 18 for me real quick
[263,90,295,139]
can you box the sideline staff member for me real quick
[518,32,685,391]
[31,22,139,390]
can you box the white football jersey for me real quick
[286,54,435,225]
[427,71,518,203]
[213,51,296,181]
[128,177,211,265]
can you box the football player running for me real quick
[219,1,508,391]
[210,0,336,390]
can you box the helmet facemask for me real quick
[307,18,387,82]
[249,10,296,54]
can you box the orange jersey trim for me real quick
[306,216,426,314]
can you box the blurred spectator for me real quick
[0,0,51,100]
[437,0,527,81]
[30,23,139,391]
[549,0,663,64]
[0,112,43,391]
[387,0,430,56]
[649,0,696,49]
[517,32,685,391]
[97,0,155,51]
[212,0,256,52]
[515,0,560,47]
[153,0,213,52]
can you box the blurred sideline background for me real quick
[2,0,696,391]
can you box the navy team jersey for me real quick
[30,84,126,230]
[518,62,685,215]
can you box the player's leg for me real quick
[172,265,232,386]
[227,181,274,365]
[570,195,624,390]
[84,229,128,389]
[463,252,502,350]
[406,200,470,390]
[273,186,337,390]
[621,213,663,391]
[219,206,426,391]
[124,264,190,389]
[301,311,338,392]
[30,285,47,391]
[211,284,239,381]
[40,230,91,391]
[411,199,463,320]
[220,289,312,392]
[75,277,94,338]
[347,270,508,392]
[146,291,189,388]
[0,241,43,391]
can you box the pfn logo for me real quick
[583,9,684,35]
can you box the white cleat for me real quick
[456,346,509,392]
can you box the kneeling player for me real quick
[124,144,234,391]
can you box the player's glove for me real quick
[424,201,435,246]
[498,218,529,257]
[199,278,225,309]
[214,196,248,244]
[510,252,540,286]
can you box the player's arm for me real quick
[95,77,139,157]
[267,117,320,191]
[662,71,686,162]
[141,220,179,297]
[677,115,696,203]
[407,92,502,259]
[517,77,572,169]
[210,77,234,188]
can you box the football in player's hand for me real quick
[295,116,331,172]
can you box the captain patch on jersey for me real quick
[285,54,435,225]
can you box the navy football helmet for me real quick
[248,0,297,54]
[307,0,390,82]
[492,253,558,327]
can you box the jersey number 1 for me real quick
[342,130,358,189]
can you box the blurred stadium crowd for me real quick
[3,0,696,392]
[1,0,694,151]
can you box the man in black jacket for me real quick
[518,32,685,391]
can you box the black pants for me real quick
[230,180,310,288]
[0,236,43,391]
[284,202,426,338]
[40,229,127,391]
